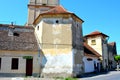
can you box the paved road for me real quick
[81,71,120,80]
[0,71,120,80]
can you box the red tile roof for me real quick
[33,5,84,25]
[84,43,101,57]
[41,5,71,14]
[84,31,109,37]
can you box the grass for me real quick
[55,77,78,80]
[64,77,78,80]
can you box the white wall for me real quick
[83,56,100,73]
[0,54,39,74]
[42,52,73,74]
[87,37,102,55]
[0,57,26,73]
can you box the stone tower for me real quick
[27,0,59,26]
[33,6,84,77]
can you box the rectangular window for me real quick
[11,58,19,70]
[0,58,1,69]
[91,40,96,45]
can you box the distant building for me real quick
[84,31,117,71]
[108,42,117,69]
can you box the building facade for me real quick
[108,42,117,69]
[84,31,109,70]
[0,0,117,78]
[33,5,84,77]
[83,43,101,73]
[0,24,39,77]
[84,31,117,71]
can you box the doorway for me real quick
[26,59,33,76]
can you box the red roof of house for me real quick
[41,5,70,14]
[84,43,101,57]
[84,31,109,37]
[33,5,84,25]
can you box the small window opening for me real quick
[42,4,46,6]
[13,32,19,37]
[91,40,96,45]
[87,58,93,61]
[56,20,59,24]
[77,24,79,27]
[11,58,19,70]
[37,26,39,30]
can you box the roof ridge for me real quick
[84,31,109,37]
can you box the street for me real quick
[81,71,120,80]
[0,71,120,80]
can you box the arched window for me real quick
[87,58,93,61]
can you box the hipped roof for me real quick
[33,5,84,25]
[84,31,109,37]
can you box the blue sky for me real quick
[0,0,120,54]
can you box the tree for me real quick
[114,55,120,63]
[114,55,120,71]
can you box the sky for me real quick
[0,0,120,54]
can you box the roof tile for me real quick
[41,5,71,14]
[85,31,109,37]
[84,43,101,57]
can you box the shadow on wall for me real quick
[38,49,47,77]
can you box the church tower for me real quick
[27,0,59,26]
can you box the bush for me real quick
[54,77,78,80]
[64,77,78,80]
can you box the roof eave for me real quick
[33,13,84,25]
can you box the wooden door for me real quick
[26,59,33,76]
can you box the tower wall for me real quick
[35,17,73,77]
[27,0,59,26]
[35,15,84,77]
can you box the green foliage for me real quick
[23,56,33,59]
[64,77,78,80]
[55,77,78,80]
[114,55,120,62]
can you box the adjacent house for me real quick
[83,43,101,73]
[84,31,109,70]
[0,24,39,77]
[84,31,117,71]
